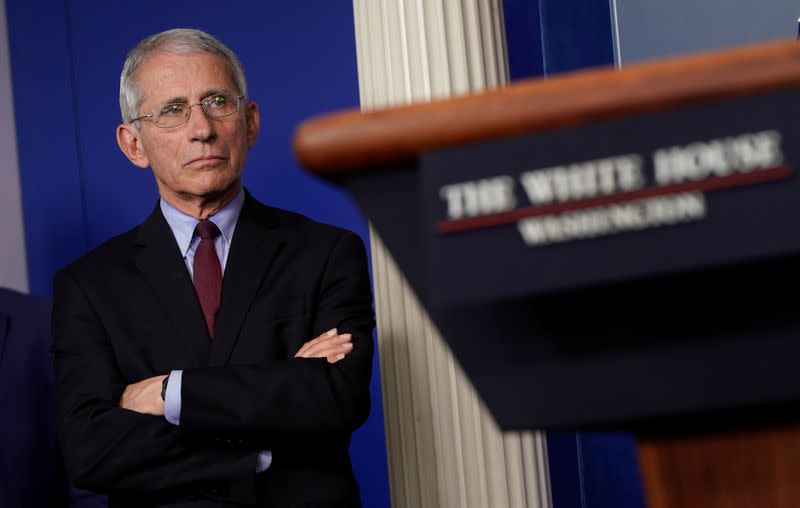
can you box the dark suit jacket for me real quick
[0,287,106,508]
[52,192,375,507]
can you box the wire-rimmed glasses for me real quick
[130,93,246,128]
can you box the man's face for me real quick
[117,51,259,208]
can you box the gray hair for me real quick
[119,28,248,123]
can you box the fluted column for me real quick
[0,0,29,293]
[352,2,552,507]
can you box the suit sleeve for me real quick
[179,231,375,435]
[52,269,257,494]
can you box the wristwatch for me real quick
[161,375,169,401]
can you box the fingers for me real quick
[119,385,133,409]
[302,333,352,358]
[314,340,353,363]
[295,328,338,357]
[294,329,353,362]
[119,380,143,410]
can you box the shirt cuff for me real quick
[256,450,273,473]
[164,370,183,426]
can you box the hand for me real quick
[294,328,353,364]
[120,374,167,415]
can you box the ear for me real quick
[116,123,150,169]
[245,101,260,149]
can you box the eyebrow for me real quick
[160,96,189,105]
[157,90,231,105]
[200,89,229,99]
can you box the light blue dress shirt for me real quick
[159,188,272,473]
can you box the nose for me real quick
[186,104,216,142]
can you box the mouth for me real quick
[185,155,228,167]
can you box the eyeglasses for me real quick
[131,93,246,128]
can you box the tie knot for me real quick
[195,220,220,240]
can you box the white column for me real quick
[0,0,29,293]
[352,1,552,507]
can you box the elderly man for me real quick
[52,28,374,508]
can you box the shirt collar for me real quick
[160,187,245,257]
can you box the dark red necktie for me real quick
[193,220,222,337]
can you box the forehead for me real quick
[135,51,235,106]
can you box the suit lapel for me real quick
[133,204,210,367]
[209,194,286,366]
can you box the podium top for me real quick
[294,38,800,176]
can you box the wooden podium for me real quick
[294,39,800,508]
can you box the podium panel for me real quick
[296,37,800,507]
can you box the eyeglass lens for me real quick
[152,94,241,127]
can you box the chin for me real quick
[196,178,239,197]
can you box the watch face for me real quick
[161,376,169,401]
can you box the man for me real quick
[52,28,374,507]
[0,287,106,507]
